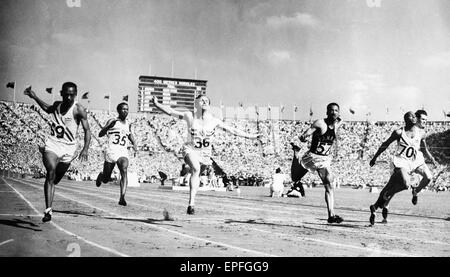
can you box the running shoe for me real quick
[327,215,344,224]
[187,206,195,215]
[96,172,103,187]
[369,205,376,226]
[42,208,52,223]
[118,197,127,206]
[381,207,388,223]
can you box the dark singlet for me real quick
[310,121,336,156]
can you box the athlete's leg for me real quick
[288,152,308,196]
[54,163,71,185]
[116,157,129,206]
[383,167,410,206]
[184,152,201,214]
[411,164,432,205]
[318,167,342,223]
[42,151,59,222]
[101,161,116,183]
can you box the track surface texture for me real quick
[1,177,449,257]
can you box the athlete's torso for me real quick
[107,119,130,150]
[310,119,336,156]
[393,127,423,161]
[48,101,79,145]
[185,116,218,154]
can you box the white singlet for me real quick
[182,117,220,165]
[44,101,79,163]
[105,119,130,163]
[391,127,424,173]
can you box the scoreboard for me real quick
[138,76,207,113]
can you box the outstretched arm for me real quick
[299,120,322,142]
[217,120,261,139]
[369,130,399,167]
[77,104,91,162]
[150,95,188,120]
[420,137,437,166]
[99,118,118,137]
[23,86,56,114]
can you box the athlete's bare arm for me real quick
[150,95,190,121]
[23,86,57,114]
[299,119,325,142]
[99,118,119,137]
[76,104,91,161]
[128,123,138,152]
[216,120,261,139]
[369,129,401,167]
[420,136,437,166]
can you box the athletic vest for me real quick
[48,102,79,145]
[107,119,130,150]
[394,127,422,161]
[186,118,216,154]
[310,120,336,156]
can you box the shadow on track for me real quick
[54,209,182,227]
[0,218,42,232]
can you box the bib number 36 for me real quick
[194,137,210,148]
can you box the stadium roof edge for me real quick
[139,75,208,83]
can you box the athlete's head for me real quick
[326,102,340,121]
[275,168,281,174]
[403,111,417,126]
[415,110,428,129]
[60,82,77,104]
[194,94,211,112]
[117,102,129,120]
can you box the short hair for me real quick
[275,168,281,174]
[415,110,427,118]
[404,111,414,122]
[327,102,340,111]
[116,102,128,112]
[61,82,77,93]
[195,94,210,104]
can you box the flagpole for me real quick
[13,81,16,105]
[108,92,111,114]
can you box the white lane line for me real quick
[2,178,129,257]
[249,227,416,257]
[0,239,14,247]
[16,178,277,257]
[51,180,450,247]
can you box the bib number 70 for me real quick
[398,145,416,158]
[194,137,210,148]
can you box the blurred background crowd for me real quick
[1,100,449,191]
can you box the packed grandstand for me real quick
[1,100,449,190]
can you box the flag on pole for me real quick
[255,105,259,116]
[122,95,128,102]
[386,107,389,114]
[104,94,110,99]
[294,106,298,112]
[239,102,243,108]
[46,88,53,94]
[309,106,313,117]
[82,92,89,99]
[349,108,355,114]
[6,82,15,89]
[280,105,285,113]
[268,104,271,111]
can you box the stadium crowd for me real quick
[1,100,449,191]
